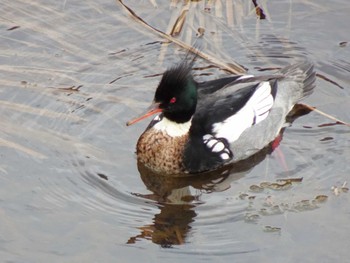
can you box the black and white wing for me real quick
[210,81,277,143]
[183,79,278,173]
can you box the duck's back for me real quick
[230,61,316,161]
[184,61,316,172]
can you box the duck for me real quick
[127,60,316,175]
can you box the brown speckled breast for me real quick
[136,128,189,175]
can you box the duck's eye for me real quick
[169,97,176,104]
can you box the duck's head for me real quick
[127,63,197,126]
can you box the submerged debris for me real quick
[244,213,260,223]
[97,173,108,180]
[263,226,281,233]
[314,195,328,203]
[339,41,348,47]
[331,182,348,195]
[252,0,266,19]
[7,25,20,31]
[239,178,331,224]
[249,184,264,193]
[259,181,293,190]
[56,85,83,93]
[277,177,303,183]
[239,193,249,200]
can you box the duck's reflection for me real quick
[127,105,311,247]
[127,202,196,246]
[127,146,271,247]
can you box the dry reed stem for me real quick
[299,104,350,127]
[117,0,246,74]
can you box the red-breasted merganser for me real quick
[127,61,316,175]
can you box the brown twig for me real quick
[299,104,350,127]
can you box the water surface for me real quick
[1,0,349,262]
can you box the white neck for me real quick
[153,117,192,137]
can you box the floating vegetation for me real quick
[260,205,283,216]
[248,178,304,194]
[262,181,293,190]
[236,192,332,233]
[244,213,260,223]
[320,137,334,142]
[169,8,188,37]
[239,193,249,200]
[339,41,348,47]
[56,85,83,93]
[277,177,303,183]
[314,195,328,203]
[259,195,329,214]
[239,177,332,223]
[298,103,350,127]
[252,0,266,20]
[7,25,20,31]
[249,184,264,193]
[263,226,281,233]
[293,199,318,212]
[331,182,348,195]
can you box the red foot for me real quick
[272,134,289,172]
[272,134,282,151]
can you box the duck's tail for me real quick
[279,60,316,101]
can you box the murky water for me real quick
[1,0,349,262]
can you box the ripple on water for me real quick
[39,161,158,228]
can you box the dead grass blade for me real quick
[299,104,350,127]
[169,7,189,37]
[316,73,344,89]
[117,0,246,75]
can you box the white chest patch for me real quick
[153,116,192,137]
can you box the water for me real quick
[1,0,349,262]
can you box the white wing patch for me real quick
[249,81,274,124]
[203,134,232,160]
[212,81,274,143]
